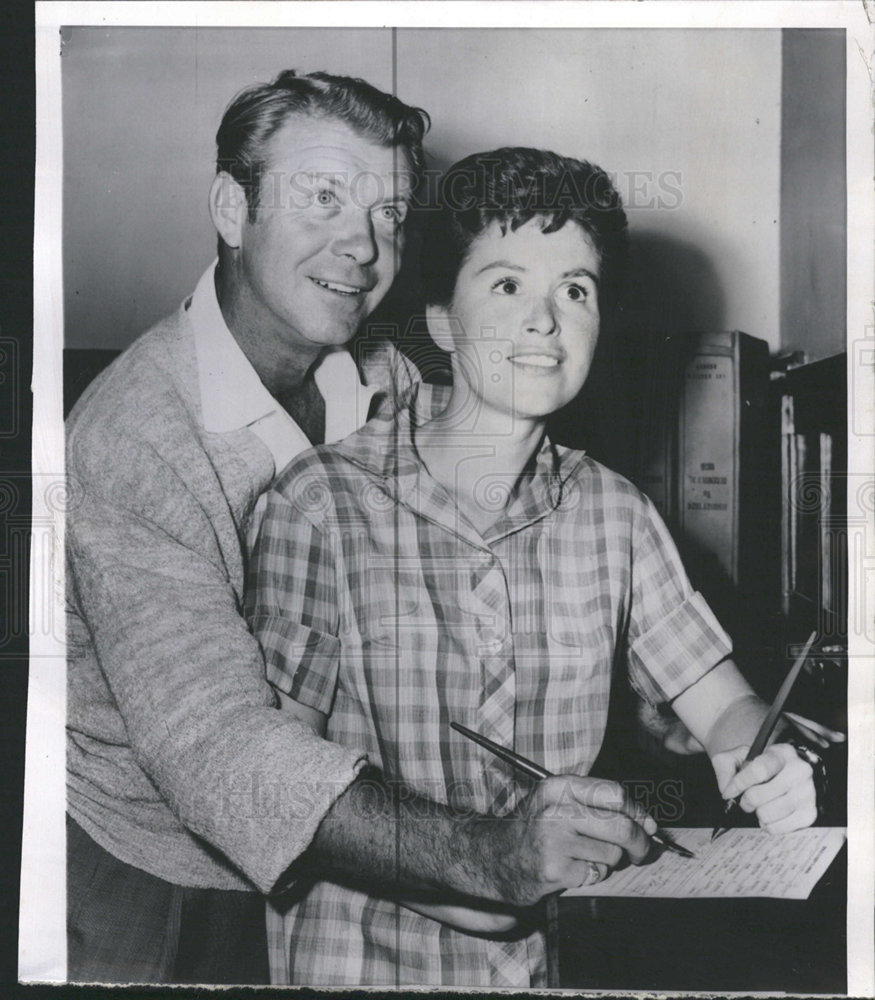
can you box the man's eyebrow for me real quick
[294,171,344,187]
[379,195,412,207]
[372,189,410,202]
[384,180,416,201]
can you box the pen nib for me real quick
[671,842,696,859]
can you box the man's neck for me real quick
[214,258,324,399]
[277,378,326,446]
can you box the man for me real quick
[65,72,658,985]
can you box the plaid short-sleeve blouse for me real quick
[248,382,732,987]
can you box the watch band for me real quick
[786,737,828,818]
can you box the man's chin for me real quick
[302,319,367,350]
[301,302,373,347]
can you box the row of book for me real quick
[632,332,846,669]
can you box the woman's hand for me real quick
[783,711,845,749]
[711,743,817,833]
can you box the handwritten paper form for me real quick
[563,827,845,899]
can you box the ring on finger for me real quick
[580,861,601,887]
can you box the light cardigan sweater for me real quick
[66,277,416,893]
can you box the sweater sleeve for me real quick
[66,417,366,894]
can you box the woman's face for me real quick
[428,217,602,427]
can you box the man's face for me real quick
[431,218,601,425]
[235,115,414,353]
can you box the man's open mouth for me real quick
[310,277,366,296]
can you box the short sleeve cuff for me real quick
[628,591,732,705]
[252,615,340,714]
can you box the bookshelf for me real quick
[770,353,847,740]
[608,339,847,824]
[776,354,847,644]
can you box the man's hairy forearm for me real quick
[306,767,526,904]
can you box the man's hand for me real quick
[398,773,661,931]
[711,743,817,834]
[399,898,521,934]
[308,768,656,912]
[484,775,657,906]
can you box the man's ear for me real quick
[425,304,456,354]
[209,171,248,250]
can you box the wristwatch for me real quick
[786,737,828,818]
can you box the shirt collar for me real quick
[187,260,278,433]
[187,260,380,438]
[334,382,588,541]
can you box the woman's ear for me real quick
[209,171,248,250]
[425,304,456,354]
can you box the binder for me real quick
[676,331,770,587]
[634,331,773,639]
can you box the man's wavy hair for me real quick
[421,147,628,312]
[216,69,430,221]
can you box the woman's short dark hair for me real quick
[421,147,628,311]
[216,69,430,221]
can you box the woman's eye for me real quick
[492,278,520,295]
[315,189,335,206]
[564,283,589,302]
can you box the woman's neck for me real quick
[415,384,547,533]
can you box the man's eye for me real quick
[315,189,335,206]
[492,278,520,295]
[375,204,407,225]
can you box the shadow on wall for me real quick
[555,229,728,477]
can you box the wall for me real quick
[62,27,783,351]
[62,27,395,349]
[780,29,847,362]
[397,29,782,345]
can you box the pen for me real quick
[710,629,818,842]
[450,720,696,859]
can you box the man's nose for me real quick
[523,296,558,336]
[331,208,378,265]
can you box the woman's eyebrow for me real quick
[473,260,526,276]
[561,267,600,285]
[472,262,601,285]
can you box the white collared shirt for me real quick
[186,260,382,544]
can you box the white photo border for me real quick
[26,2,874,992]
